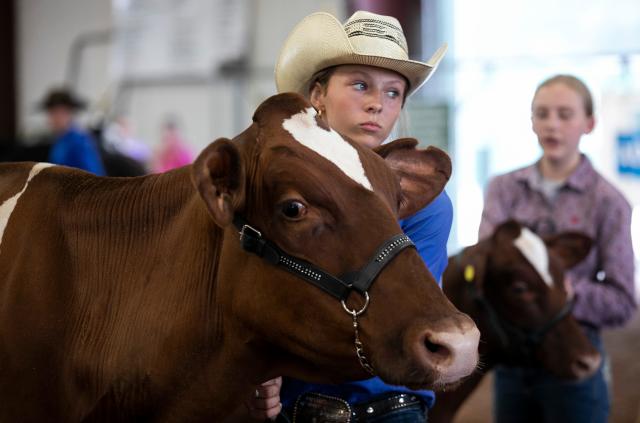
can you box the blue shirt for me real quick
[48,125,106,176]
[281,191,453,408]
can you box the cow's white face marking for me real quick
[0,163,54,251]
[282,107,373,191]
[513,227,553,286]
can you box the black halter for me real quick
[233,214,416,375]
[233,215,415,301]
[473,292,575,364]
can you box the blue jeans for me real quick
[494,328,609,423]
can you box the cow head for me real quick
[191,92,479,390]
[444,220,600,380]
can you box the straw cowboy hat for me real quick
[275,10,447,97]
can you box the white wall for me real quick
[17,0,112,139]
[16,0,345,154]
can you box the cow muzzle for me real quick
[413,313,481,387]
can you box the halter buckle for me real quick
[239,224,261,242]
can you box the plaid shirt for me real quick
[479,155,636,329]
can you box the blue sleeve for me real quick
[70,132,106,176]
[50,128,106,176]
[399,191,453,284]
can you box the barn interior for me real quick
[1,0,639,421]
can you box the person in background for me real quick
[39,87,105,175]
[479,74,636,423]
[246,10,452,422]
[152,117,194,173]
[103,115,152,165]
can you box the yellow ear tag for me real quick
[464,265,475,283]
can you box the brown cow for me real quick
[0,93,479,422]
[430,220,601,423]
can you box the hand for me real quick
[245,377,283,420]
[563,275,574,300]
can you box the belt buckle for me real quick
[293,392,351,423]
[352,393,422,421]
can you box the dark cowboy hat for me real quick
[38,87,87,111]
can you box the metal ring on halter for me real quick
[341,292,370,316]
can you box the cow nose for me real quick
[570,351,601,380]
[414,314,480,385]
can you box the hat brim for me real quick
[275,12,447,97]
[38,99,87,111]
[37,90,87,111]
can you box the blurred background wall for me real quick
[4,0,640,264]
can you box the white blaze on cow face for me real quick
[0,163,54,251]
[282,107,373,191]
[513,227,553,286]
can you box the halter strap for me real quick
[233,215,415,301]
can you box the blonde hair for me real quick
[533,75,594,117]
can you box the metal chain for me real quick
[351,309,375,375]
[341,292,375,375]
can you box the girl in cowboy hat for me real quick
[247,10,451,422]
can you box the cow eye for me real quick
[511,280,529,295]
[281,200,307,219]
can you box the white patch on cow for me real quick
[513,227,553,286]
[0,163,54,250]
[282,107,373,191]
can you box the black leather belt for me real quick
[290,392,425,422]
[352,393,423,422]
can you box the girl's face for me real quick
[531,82,595,166]
[310,65,407,149]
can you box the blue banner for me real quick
[617,132,640,177]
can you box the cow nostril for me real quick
[576,358,590,371]
[423,336,452,362]
[425,339,440,353]
[410,319,480,386]
[571,353,602,379]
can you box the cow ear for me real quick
[544,232,592,269]
[191,138,245,227]
[374,138,452,219]
[492,220,524,243]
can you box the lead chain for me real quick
[352,312,375,375]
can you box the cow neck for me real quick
[232,214,415,375]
